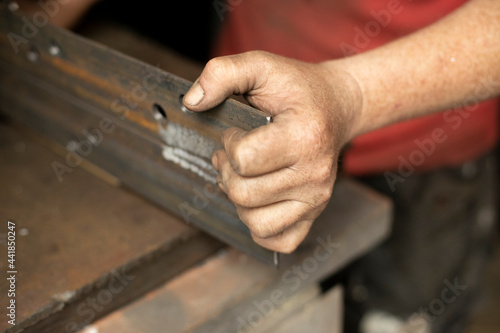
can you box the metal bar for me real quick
[0,4,276,264]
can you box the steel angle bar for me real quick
[0,4,276,264]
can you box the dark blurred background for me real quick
[76,0,221,63]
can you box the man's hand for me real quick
[183,51,361,253]
[181,0,500,254]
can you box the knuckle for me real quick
[226,187,241,206]
[250,215,291,240]
[310,166,334,205]
[277,241,300,254]
[244,50,276,73]
[316,185,333,205]
[247,218,277,240]
[205,57,226,74]
[251,226,275,240]
[227,181,253,206]
[204,57,236,86]
[231,142,256,176]
[276,222,312,254]
[312,160,334,185]
[299,119,330,152]
[246,50,271,62]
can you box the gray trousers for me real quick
[345,152,498,333]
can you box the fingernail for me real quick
[184,81,204,106]
[212,153,219,170]
[216,176,226,192]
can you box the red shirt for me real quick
[213,0,498,175]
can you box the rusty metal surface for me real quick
[190,178,393,333]
[83,176,392,333]
[0,9,394,332]
[0,124,224,333]
[0,4,275,265]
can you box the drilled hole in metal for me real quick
[26,45,39,62]
[152,103,167,122]
[48,41,61,56]
[179,94,193,114]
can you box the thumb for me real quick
[182,52,267,112]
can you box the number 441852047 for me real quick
[7,221,16,270]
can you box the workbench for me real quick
[0,20,392,333]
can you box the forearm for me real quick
[182,2,499,252]
[323,0,500,141]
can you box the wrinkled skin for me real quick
[183,51,361,253]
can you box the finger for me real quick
[221,111,303,176]
[182,52,269,112]
[216,151,310,208]
[236,200,322,240]
[252,220,314,254]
